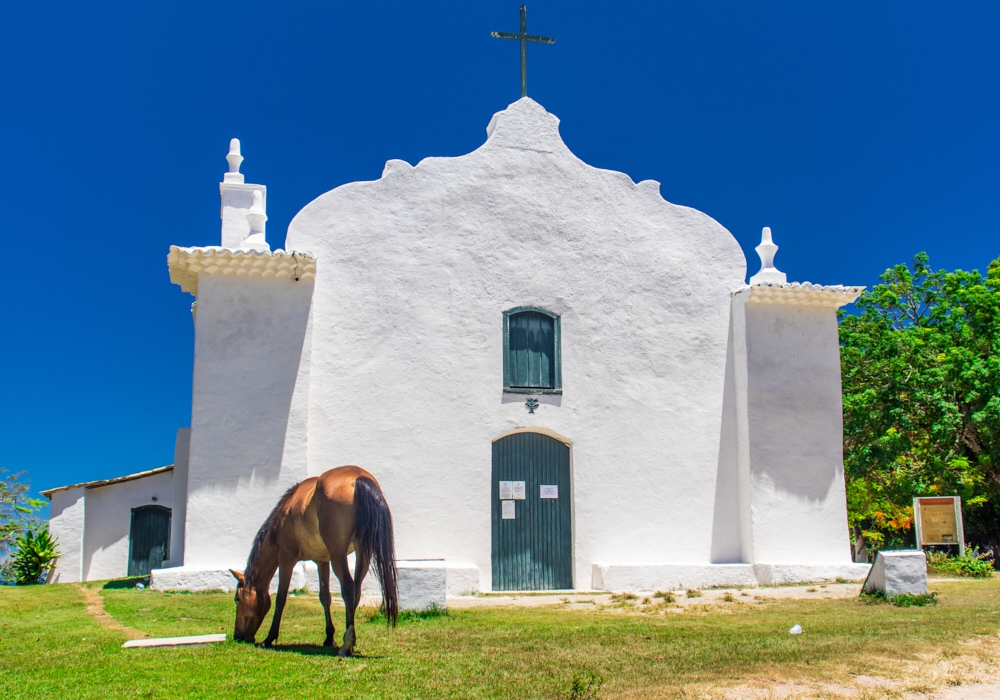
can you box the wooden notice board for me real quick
[914,496,964,555]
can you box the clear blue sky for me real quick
[3,2,998,507]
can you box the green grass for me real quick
[1,580,1000,699]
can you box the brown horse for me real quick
[229,466,398,654]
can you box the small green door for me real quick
[128,505,171,577]
[492,431,572,590]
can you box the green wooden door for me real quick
[128,505,171,577]
[492,432,572,590]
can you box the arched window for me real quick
[503,307,562,393]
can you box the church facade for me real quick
[48,99,871,591]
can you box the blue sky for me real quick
[3,2,998,506]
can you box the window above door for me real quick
[503,306,562,394]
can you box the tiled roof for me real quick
[167,246,317,295]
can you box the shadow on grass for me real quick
[266,644,386,659]
[102,577,150,590]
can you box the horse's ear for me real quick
[229,569,244,583]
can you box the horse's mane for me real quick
[243,482,300,588]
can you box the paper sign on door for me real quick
[540,485,558,499]
[501,500,515,519]
[499,481,526,500]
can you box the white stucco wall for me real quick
[183,274,312,570]
[83,470,173,580]
[284,98,748,590]
[49,486,85,583]
[744,301,853,565]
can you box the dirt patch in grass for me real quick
[75,584,147,640]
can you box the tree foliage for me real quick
[840,253,1000,552]
[0,468,48,583]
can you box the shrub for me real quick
[565,673,603,700]
[10,528,59,585]
[685,589,702,598]
[652,590,675,603]
[609,592,637,604]
[860,590,938,607]
[927,548,995,578]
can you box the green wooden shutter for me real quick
[503,308,562,391]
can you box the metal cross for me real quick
[491,5,555,98]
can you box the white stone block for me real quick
[398,560,447,611]
[592,564,757,592]
[446,565,480,596]
[863,550,927,597]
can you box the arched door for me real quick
[128,505,171,577]
[492,431,572,590]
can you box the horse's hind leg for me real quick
[317,560,337,649]
[331,555,357,657]
[353,548,371,617]
[262,557,295,648]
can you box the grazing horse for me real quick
[230,466,398,654]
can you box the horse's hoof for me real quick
[323,639,337,650]
[261,640,274,649]
[338,647,354,658]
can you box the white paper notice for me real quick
[540,485,558,499]
[501,500,515,519]
[512,481,526,500]
[499,481,513,500]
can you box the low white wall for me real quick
[48,487,86,583]
[83,470,173,580]
[593,564,757,592]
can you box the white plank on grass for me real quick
[122,633,226,648]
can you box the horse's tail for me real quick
[353,475,398,626]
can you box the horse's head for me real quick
[230,569,271,643]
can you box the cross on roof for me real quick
[491,5,555,98]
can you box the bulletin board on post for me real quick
[913,496,965,556]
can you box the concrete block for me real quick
[398,560,447,611]
[446,565,480,596]
[863,550,927,597]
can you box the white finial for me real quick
[749,226,787,285]
[246,190,267,233]
[224,138,244,184]
[241,190,269,251]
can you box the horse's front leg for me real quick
[331,555,356,657]
[261,559,295,648]
[317,560,337,649]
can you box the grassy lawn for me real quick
[2,580,999,699]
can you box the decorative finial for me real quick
[749,226,787,285]
[224,138,244,184]
[246,190,267,234]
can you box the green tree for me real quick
[839,253,1000,554]
[0,468,47,583]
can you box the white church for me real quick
[45,98,871,592]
